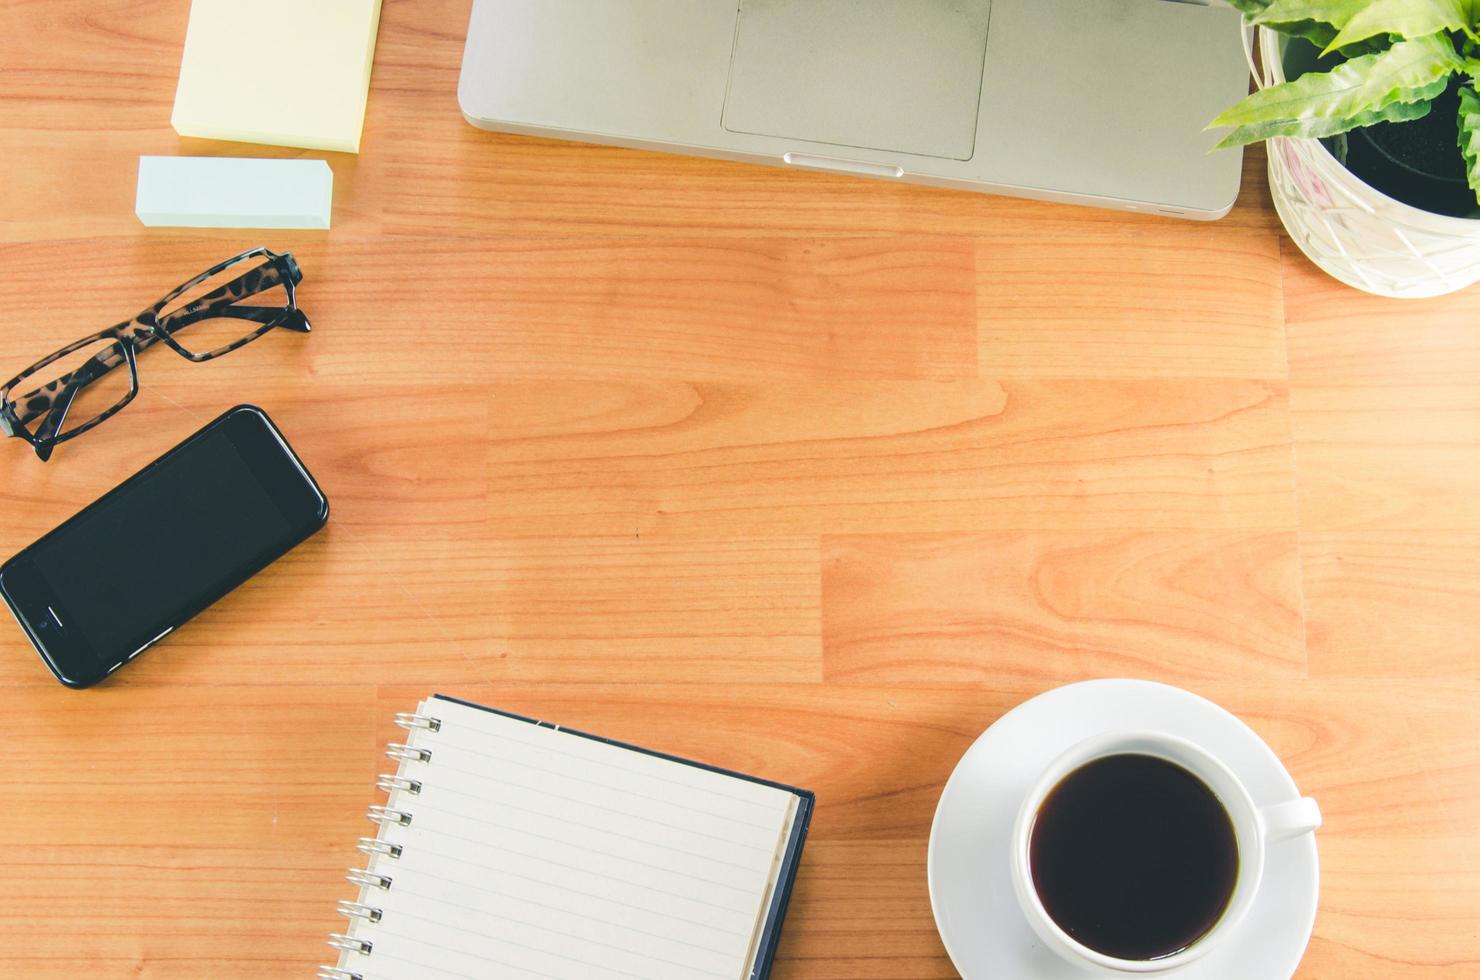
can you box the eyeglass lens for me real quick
[11,338,134,441]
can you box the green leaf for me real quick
[1253,0,1368,30]
[1457,84,1480,202]
[1215,90,1437,147]
[1267,18,1344,49]
[1324,0,1467,52]
[1209,34,1461,142]
[1248,5,1383,52]
[1251,0,1460,52]
[1225,0,1272,15]
[1251,13,1340,49]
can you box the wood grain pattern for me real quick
[1286,254,1480,532]
[484,380,1298,536]
[0,0,1476,977]
[1302,531,1480,678]
[977,228,1287,379]
[821,531,1304,683]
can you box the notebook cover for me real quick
[431,693,815,980]
[171,0,382,153]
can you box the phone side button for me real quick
[128,626,174,660]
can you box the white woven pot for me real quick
[1254,26,1480,298]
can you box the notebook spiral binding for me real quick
[346,868,393,890]
[338,900,382,923]
[321,709,442,976]
[385,742,431,763]
[395,711,441,732]
[328,933,373,954]
[376,774,422,795]
[356,837,402,859]
[367,804,413,827]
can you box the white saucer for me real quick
[927,679,1319,979]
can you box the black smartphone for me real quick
[0,405,328,687]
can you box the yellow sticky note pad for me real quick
[172,0,382,153]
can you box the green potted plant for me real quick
[1210,0,1480,297]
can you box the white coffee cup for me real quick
[1010,731,1321,975]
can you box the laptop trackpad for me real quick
[722,0,991,161]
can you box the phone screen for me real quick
[1,406,327,686]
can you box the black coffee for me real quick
[1029,753,1238,961]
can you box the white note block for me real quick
[134,156,333,229]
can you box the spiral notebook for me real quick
[321,695,814,980]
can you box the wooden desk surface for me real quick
[2,2,1477,977]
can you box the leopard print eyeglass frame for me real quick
[0,247,310,461]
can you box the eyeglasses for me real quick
[1,247,310,461]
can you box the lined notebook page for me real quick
[338,697,800,980]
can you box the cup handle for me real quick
[1259,796,1322,843]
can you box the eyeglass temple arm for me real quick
[159,254,301,325]
[164,305,310,333]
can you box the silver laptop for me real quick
[458,0,1249,220]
